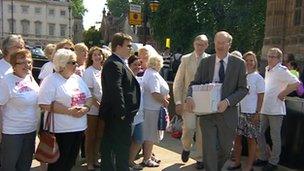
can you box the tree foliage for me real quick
[150,0,266,54]
[71,0,87,18]
[107,0,130,17]
[83,26,103,48]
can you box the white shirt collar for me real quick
[114,53,128,65]
[215,53,229,64]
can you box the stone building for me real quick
[262,0,304,60]
[0,0,82,47]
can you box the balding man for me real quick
[173,34,210,169]
[186,31,248,171]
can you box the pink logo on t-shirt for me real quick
[15,81,32,93]
[71,88,86,106]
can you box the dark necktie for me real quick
[219,60,225,83]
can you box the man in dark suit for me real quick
[186,31,248,171]
[99,32,140,171]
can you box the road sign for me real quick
[129,12,142,25]
[130,4,141,13]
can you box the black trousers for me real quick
[48,131,84,171]
[101,118,132,171]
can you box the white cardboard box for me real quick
[192,83,222,115]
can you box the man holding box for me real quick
[173,34,210,169]
[186,31,248,171]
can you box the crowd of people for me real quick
[0,30,302,171]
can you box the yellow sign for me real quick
[128,12,142,26]
[166,38,171,48]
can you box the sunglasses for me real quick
[67,61,77,65]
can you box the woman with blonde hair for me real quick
[83,46,105,170]
[0,49,39,170]
[141,54,170,167]
[74,43,88,77]
[227,51,265,171]
[38,44,56,81]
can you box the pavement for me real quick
[31,133,297,171]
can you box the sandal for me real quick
[151,155,161,163]
[143,159,159,167]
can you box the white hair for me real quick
[148,54,163,72]
[53,49,76,72]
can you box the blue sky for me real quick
[83,0,106,30]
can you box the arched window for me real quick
[35,21,42,36]
[21,19,30,36]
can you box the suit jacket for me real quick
[173,52,209,106]
[99,54,141,122]
[188,54,248,125]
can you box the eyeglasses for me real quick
[67,61,77,65]
[63,47,74,51]
[16,61,32,65]
[127,45,132,48]
[267,55,277,59]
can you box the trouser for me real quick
[0,131,36,171]
[257,114,283,165]
[85,115,105,166]
[200,113,237,171]
[48,131,84,171]
[181,113,203,162]
[101,118,132,171]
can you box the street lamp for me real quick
[143,0,160,45]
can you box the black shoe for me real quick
[195,161,204,170]
[181,150,190,162]
[227,164,241,170]
[253,159,268,167]
[262,163,278,171]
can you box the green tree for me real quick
[83,26,103,48]
[107,0,130,17]
[70,0,87,18]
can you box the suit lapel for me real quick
[208,55,215,82]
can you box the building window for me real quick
[35,7,41,14]
[294,1,302,26]
[21,19,30,36]
[48,23,55,36]
[7,19,16,33]
[8,4,15,13]
[21,5,29,14]
[60,24,67,37]
[60,10,66,16]
[35,21,42,36]
[49,9,55,16]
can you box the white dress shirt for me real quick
[212,54,229,83]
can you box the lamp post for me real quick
[11,0,14,34]
[68,5,71,39]
[142,0,159,46]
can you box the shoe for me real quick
[253,159,268,167]
[142,159,159,167]
[181,150,190,162]
[151,155,161,163]
[195,161,204,170]
[262,163,278,171]
[227,164,241,170]
[129,162,143,170]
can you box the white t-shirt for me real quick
[240,72,265,114]
[261,63,300,115]
[75,65,86,77]
[0,74,39,134]
[0,58,13,78]
[38,61,54,80]
[38,73,91,133]
[82,66,102,116]
[142,68,170,110]
[133,76,144,125]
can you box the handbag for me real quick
[166,115,183,133]
[158,106,169,130]
[35,102,60,163]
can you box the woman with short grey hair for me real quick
[38,49,92,171]
[141,54,170,167]
[0,34,25,77]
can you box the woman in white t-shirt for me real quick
[228,52,265,171]
[82,46,105,170]
[0,49,39,171]
[38,44,56,81]
[38,49,92,171]
[142,55,170,167]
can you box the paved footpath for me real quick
[31,133,297,171]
